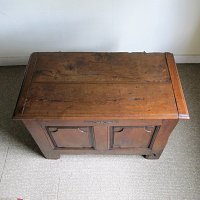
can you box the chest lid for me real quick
[13,52,189,120]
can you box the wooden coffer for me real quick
[13,52,189,159]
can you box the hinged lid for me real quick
[13,52,189,120]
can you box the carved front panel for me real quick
[46,126,95,149]
[110,126,157,149]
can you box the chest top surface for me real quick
[13,52,189,120]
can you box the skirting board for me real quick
[0,56,29,66]
[0,55,200,66]
[174,55,200,63]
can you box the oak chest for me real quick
[13,52,189,159]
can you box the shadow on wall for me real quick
[1,17,119,57]
[0,66,41,155]
[186,19,200,55]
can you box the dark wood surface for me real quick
[13,52,181,120]
[13,52,189,159]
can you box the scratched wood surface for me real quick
[31,52,170,83]
[13,52,179,120]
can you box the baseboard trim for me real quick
[0,56,29,66]
[174,55,200,63]
[0,55,200,66]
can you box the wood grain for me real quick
[166,53,189,119]
[14,82,178,120]
[13,52,176,120]
[32,52,170,83]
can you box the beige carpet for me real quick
[0,64,199,200]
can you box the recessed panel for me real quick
[110,126,156,149]
[46,126,95,149]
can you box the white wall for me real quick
[0,0,200,65]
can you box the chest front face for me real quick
[13,52,189,159]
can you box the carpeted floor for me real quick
[0,64,199,200]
